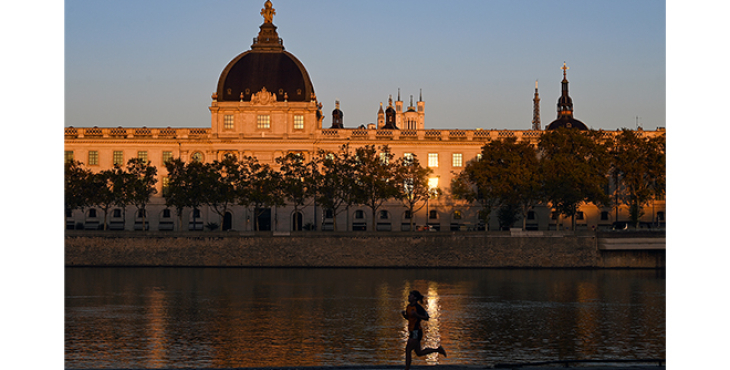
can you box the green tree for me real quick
[125,157,158,231]
[88,167,126,230]
[539,128,611,230]
[203,155,240,230]
[312,145,358,231]
[394,154,432,231]
[238,156,284,231]
[451,155,500,232]
[610,129,666,227]
[478,137,543,230]
[163,158,206,232]
[352,145,400,230]
[277,152,316,231]
[64,160,92,219]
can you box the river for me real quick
[65,267,665,368]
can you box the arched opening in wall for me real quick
[450,210,463,231]
[223,212,233,231]
[159,208,174,231]
[376,210,391,231]
[352,209,367,231]
[526,210,539,231]
[134,209,149,231]
[109,208,125,230]
[427,210,440,231]
[84,208,99,230]
[401,210,414,231]
[189,208,203,231]
[255,208,271,231]
[292,211,303,231]
[323,208,334,231]
[66,209,76,230]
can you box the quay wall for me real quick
[65,232,665,268]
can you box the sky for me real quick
[4,1,730,368]
[63,0,666,131]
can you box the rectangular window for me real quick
[452,153,463,167]
[600,211,609,221]
[428,153,438,167]
[257,115,271,129]
[162,151,173,164]
[113,151,124,166]
[64,151,74,164]
[137,151,148,163]
[224,114,234,129]
[293,115,304,130]
[403,153,414,165]
[379,152,389,164]
[88,151,99,165]
[162,177,170,196]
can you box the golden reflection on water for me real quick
[145,288,167,368]
[65,268,665,368]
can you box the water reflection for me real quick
[65,268,665,369]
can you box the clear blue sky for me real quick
[64,0,666,131]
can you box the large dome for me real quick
[216,49,314,103]
[215,4,314,103]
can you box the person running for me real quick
[401,290,446,370]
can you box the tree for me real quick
[610,129,666,227]
[394,154,432,231]
[125,157,158,231]
[476,137,543,230]
[539,128,611,230]
[312,145,358,231]
[163,158,206,232]
[277,152,316,231]
[237,156,284,231]
[88,167,125,230]
[64,160,92,218]
[203,155,240,230]
[351,145,401,230]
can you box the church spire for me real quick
[532,80,541,130]
[557,62,574,118]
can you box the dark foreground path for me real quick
[75,364,666,370]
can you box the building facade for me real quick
[64,1,665,232]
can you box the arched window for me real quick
[379,210,389,220]
[429,210,438,219]
[355,210,365,219]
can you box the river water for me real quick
[65,268,665,369]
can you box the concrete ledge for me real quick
[598,237,666,250]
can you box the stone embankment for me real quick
[65,231,665,268]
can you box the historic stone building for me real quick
[64,1,665,233]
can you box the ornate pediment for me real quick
[250,87,277,105]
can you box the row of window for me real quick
[223,114,305,130]
[65,150,178,166]
[66,150,466,168]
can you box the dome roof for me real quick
[546,116,588,130]
[215,4,314,103]
[216,50,314,102]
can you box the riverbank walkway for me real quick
[85,363,665,370]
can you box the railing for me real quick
[64,126,665,141]
[64,127,210,139]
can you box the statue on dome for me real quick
[261,1,275,24]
